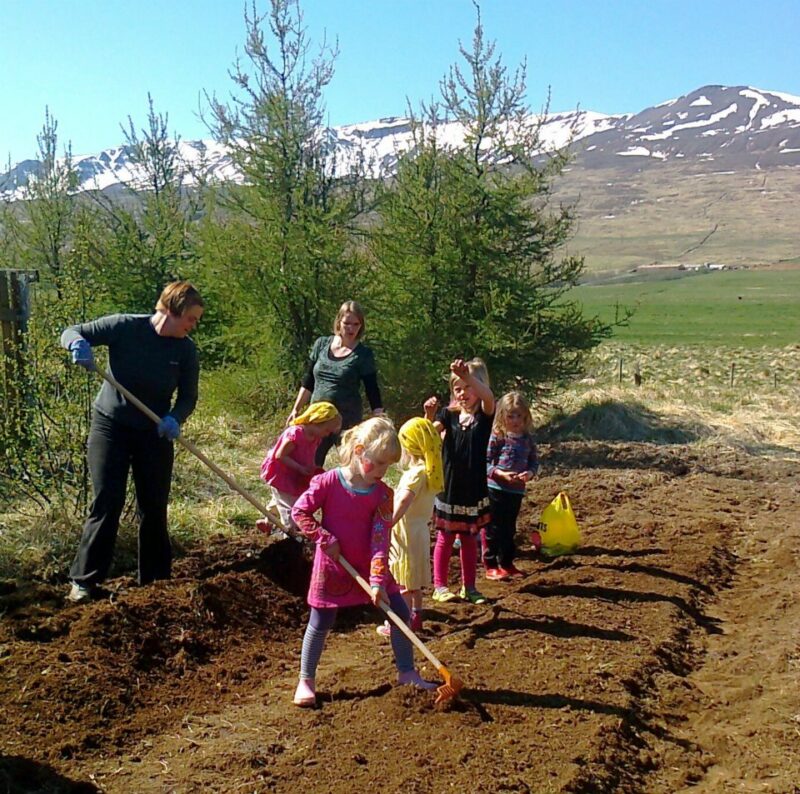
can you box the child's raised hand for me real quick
[423,395,439,419]
[449,358,469,380]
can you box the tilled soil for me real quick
[1,441,798,793]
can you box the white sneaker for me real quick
[397,669,438,691]
[66,582,93,603]
[293,678,316,707]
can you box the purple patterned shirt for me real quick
[486,433,539,494]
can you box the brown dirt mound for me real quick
[1,441,798,793]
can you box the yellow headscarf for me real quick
[291,401,340,426]
[398,417,444,493]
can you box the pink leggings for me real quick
[433,532,477,590]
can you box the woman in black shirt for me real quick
[61,281,204,603]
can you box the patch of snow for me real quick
[780,148,800,154]
[617,146,651,157]
[643,104,737,140]
[690,95,713,107]
[760,88,800,105]
[739,88,770,129]
[761,109,800,128]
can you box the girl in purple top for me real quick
[485,392,539,580]
[290,417,436,707]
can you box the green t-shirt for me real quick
[308,335,377,420]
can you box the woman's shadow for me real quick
[0,755,99,794]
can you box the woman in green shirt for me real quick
[288,301,384,466]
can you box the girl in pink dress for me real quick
[256,402,341,534]
[290,416,437,707]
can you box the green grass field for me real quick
[572,268,800,346]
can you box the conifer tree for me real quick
[0,112,101,511]
[370,7,614,407]
[90,95,197,313]
[201,0,365,370]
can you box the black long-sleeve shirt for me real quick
[61,314,199,430]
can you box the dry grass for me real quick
[3,340,798,583]
[553,164,800,271]
[542,342,800,458]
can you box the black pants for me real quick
[70,412,174,587]
[484,489,523,570]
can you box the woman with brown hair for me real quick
[61,281,204,603]
[287,300,384,466]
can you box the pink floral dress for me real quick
[291,469,399,608]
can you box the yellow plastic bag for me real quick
[534,492,581,557]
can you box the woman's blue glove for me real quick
[69,339,94,370]
[157,415,180,440]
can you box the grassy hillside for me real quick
[573,267,800,346]
[553,164,800,271]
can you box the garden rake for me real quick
[95,366,464,705]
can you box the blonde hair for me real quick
[400,447,419,468]
[493,391,534,438]
[339,416,400,466]
[156,281,204,316]
[333,300,366,340]
[448,357,490,411]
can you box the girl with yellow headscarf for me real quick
[256,402,342,536]
[376,416,443,637]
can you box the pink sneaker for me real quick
[376,620,391,638]
[293,678,316,707]
[397,669,438,691]
[410,611,423,633]
[499,565,525,579]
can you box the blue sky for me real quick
[2,0,798,165]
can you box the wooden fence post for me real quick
[0,269,38,414]
[729,362,735,387]
[618,357,623,385]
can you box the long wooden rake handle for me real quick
[96,367,454,680]
[334,555,450,675]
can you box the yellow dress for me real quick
[389,464,435,590]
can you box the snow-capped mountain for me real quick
[2,85,799,200]
[330,109,617,176]
[577,85,800,168]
